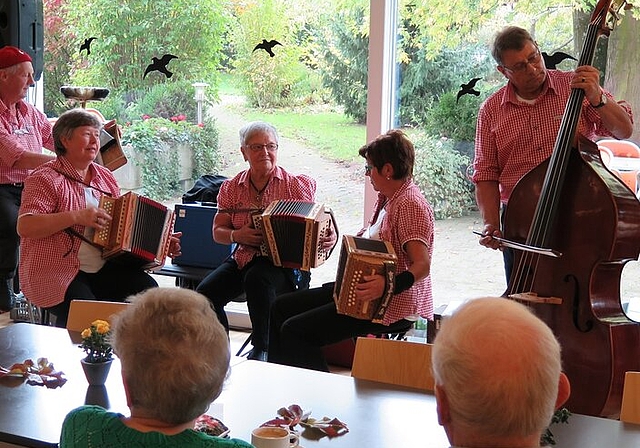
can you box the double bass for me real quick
[503,0,640,418]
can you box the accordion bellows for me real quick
[254,200,335,272]
[334,235,397,322]
[92,192,174,270]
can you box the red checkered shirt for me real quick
[18,157,121,308]
[218,166,316,270]
[472,70,633,203]
[0,98,54,183]
[359,180,435,324]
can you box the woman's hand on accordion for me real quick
[321,222,338,252]
[81,207,112,230]
[354,273,386,302]
[168,232,182,258]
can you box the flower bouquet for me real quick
[79,319,114,386]
[79,319,113,363]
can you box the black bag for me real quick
[182,174,227,204]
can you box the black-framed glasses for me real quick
[246,143,278,152]
[364,164,374,175]
[501,49,542,73]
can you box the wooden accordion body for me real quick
[333,235,397,323]
[92,192,174,270]
[253,200,333,271]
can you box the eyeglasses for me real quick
[246,143,278,152]
[364,164,374,175]
[501,49,542,73]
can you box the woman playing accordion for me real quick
[268,129,434,372]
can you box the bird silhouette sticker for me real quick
[79,37,97,56]
[541,51,577,69]
[456,78,482,103]
[253,39,282,57]
[143,54,178,79]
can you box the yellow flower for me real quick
[93,320,110,335]
[79,319,113,363]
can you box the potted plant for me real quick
[79,319,114,385]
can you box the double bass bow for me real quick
[502,0,640,418]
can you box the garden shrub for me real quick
[412,132,475,220]
[121,116,221,201]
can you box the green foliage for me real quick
[61,0,228,96]
[42,0,77,117]
[540,408,571,446]
[121,117,220,201]
[315,6,369,123]
[412,133,474,220]
[121,80,206,123]
[230,0,317,108]
[424,91,484,142]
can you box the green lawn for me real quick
[241,109,365,162]
[219,73,365,162]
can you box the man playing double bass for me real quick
[472,26,633,282]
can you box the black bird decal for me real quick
[252,39,282,57]
[143,54,178,79]
[456,77,482,103]
[79,37,97,56]
[542,51,577,69]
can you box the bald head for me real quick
[432,297,564,444]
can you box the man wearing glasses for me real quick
[472,26,633,282]
[0,46,55,311]
[196,121,335,361]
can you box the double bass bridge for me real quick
[508,292,563,305]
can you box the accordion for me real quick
[92,192,174,270]
[96,120,127,171]
[333,235,397,323]
[252,200,337,271]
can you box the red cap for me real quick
[0,46,33,69]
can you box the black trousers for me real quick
[196,257,300,352]
[268,283,413,372]
[0,185,22,285]
[46,261,158,328]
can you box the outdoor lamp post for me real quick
[192,82,209,125]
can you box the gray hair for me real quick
[239,121,279,146]
[52,108,102,156]
[432,297,561,439]
[491,26,536,66]
[110,287,230,425]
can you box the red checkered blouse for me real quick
[359,180,435,324]
[18,157,120,308]
[0,98,54,183]
[472,70,633,203]
[217,166,316,270]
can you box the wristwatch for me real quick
[593,93,607,109]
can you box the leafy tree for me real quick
[42,0,76,116]
[315,5,370,123]
[229,0,316,108]
[61,0,229,99]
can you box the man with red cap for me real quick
[0,45,55,311]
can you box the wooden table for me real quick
[1,324,639,448]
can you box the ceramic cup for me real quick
[251,426,299,448]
